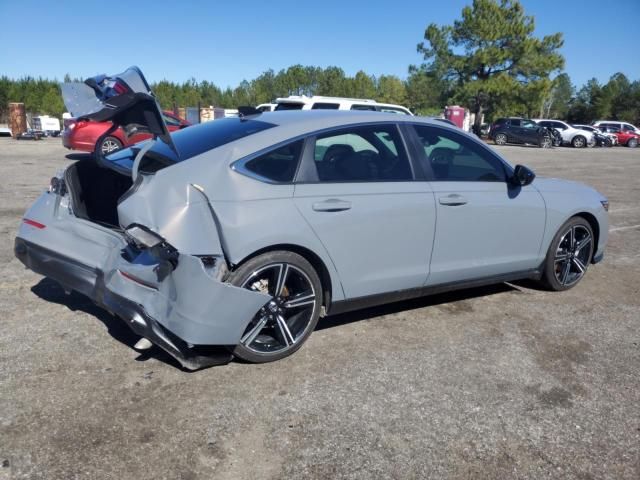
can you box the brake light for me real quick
[23,218,46,229]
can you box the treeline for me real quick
[1,66,639,125]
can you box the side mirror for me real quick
[512,164,535,186]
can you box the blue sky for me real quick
[1,0,638,89]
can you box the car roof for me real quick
[251,110,436,130]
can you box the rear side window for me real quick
[311,103,340,110]
[378,106,411,115]
[413,124,507,182]
[350,104,377,111]
[275,103,304,111]
[312,125,412,182]
[242,140,304,183]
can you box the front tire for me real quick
[572,135,586,148]
[541,217,594,291]
[227,251,322,363]
[627,138,638,148]
[540,135,552,148]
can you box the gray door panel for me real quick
[294,182,436,299]
[426,182,546,285]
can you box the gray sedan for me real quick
[14,68,609,369]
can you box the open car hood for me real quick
[61,66,177,156]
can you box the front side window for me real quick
[413,124,507,182]
[242,140,304,183]
[622,124,635,132]
[521,119,538,129]
[312,125,412,182]
[555,122,568,130]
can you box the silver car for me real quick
[14,68,609,369]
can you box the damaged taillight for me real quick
[49,176,67,196]
[125,224,163,248]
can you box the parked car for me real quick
[573,125,615,147]
[598,125,639,148]
[274,95,413,115]
[533,119,594,148]
[592,120,640,136]
[15,67,609,369]
[488,117,552,147]
[62,110,190,155]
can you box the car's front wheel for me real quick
[627,138,638,148]
[540,135,552,148]
[541,217,594,291]
[227,251,322,363]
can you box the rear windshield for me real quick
[105,117,276,171]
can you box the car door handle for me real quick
[312,199,352,212]
[439,194,468,206]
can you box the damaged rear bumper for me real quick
[14,197,270,370]
[15,238,229,370]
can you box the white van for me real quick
[32,115,61,136]
[273,96,413,115]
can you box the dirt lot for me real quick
[0,138,638,480]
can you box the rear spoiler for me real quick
[61,66,178,158]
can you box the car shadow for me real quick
[30,277,529,369]
[317,282,518,331]
[30,277,185,370]
[65,153,94,161]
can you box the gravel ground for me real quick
[0,137,638,480]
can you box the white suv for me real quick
[273,95,413,115]
[592,120,640,135]
[534,119,594,148]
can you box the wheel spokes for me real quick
[284,292,315,309]
[560,260,571,284]
[273,264,289,297]
[576,236,591,253]
[241,315,269,346]
[276,315,295,346]
[572,256,586,273]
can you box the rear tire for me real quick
[98,136,122,155]
[540,217,594,291]
[227,251,323,363]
